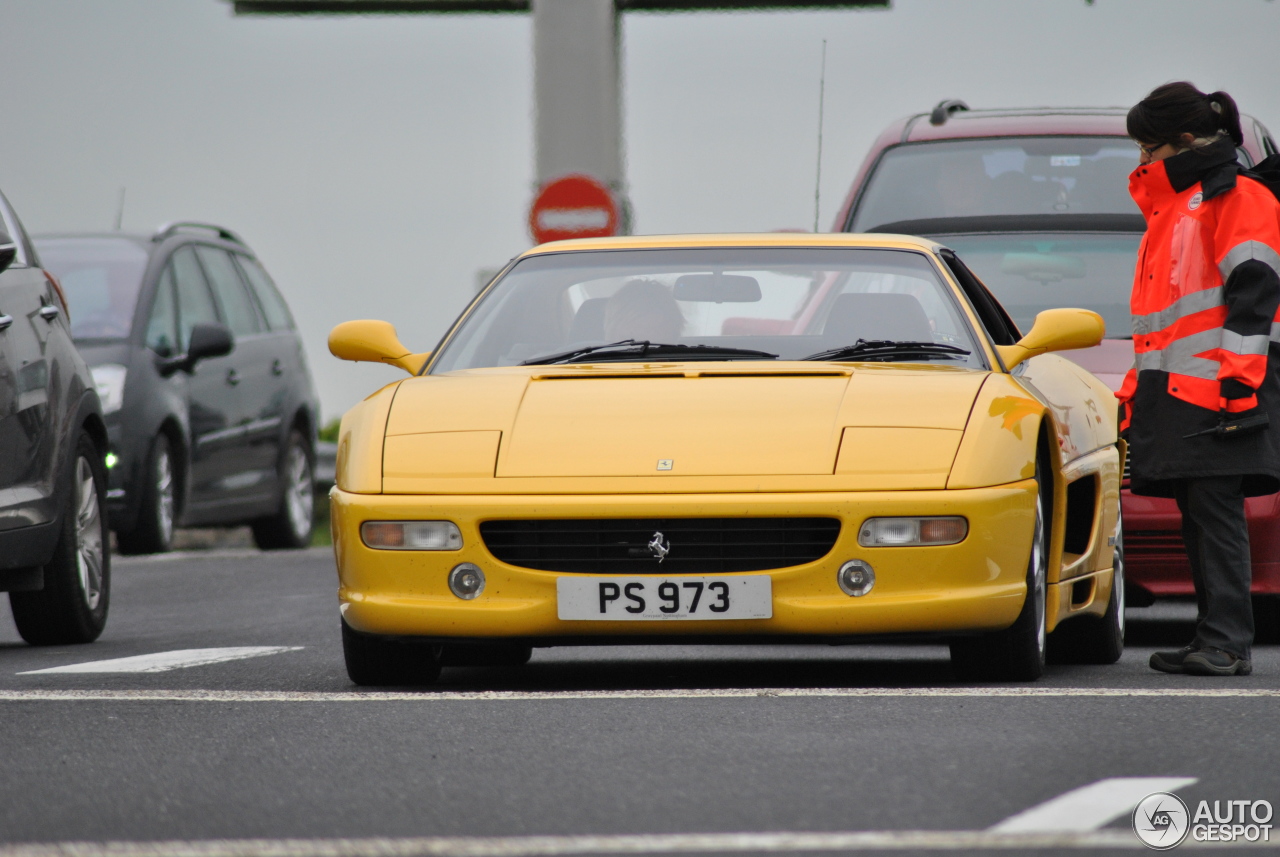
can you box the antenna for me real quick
[813,40,827,233]
[113,187,126,231]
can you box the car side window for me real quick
[195,246,261,337]
[145,266,179,357]
[0,190,32,268]
[938,249,1021,347]
[171,246,221,351]
[235,255,295,331]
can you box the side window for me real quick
[172,246,221,351]
[0,190,31,268]
[938,249,1021,346]
[195,246,261,337]
[235,255,295,331]
[145,267,179,356]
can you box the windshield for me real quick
[430,247,985,372]
[939,233,1140,338]
[849,137,1140,232]
[35,237,149,340]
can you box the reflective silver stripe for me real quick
[1271,321,1280,342]
[1221,329,1270,356]
[1218,240,1280,284]
[1134,328,1222,380]
[1132,286,1224,336]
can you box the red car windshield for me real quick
[849,137,1141,232]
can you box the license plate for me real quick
[556,576,772,621]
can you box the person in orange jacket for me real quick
[1120,82,1280,676]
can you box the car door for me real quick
[0,198,59,532]
[170,245,242,519]
[193,245,279,510]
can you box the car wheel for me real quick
[1047,506,1125,664]
[10,433,111,645]
[440,643,533,667]
[252,431,315,550]
[341,620,442,686]
[116,434,177,555]
[1254,594,1280,645]
[951,463,1048,681]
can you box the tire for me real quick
[116,434,177,555]
[341,620,442,686]
[951,462,1048,682]
[440,643,533,667]
[252,430,314,550]
[1047,506,1125,665]
[10,433,111,645]
[1254,594,1280,645]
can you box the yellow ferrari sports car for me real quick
[328,233,1123,685]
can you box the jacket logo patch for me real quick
[1188,191,1203,211]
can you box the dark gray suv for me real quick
[0,190,110,644]
[35,223,319,554]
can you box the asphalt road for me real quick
[0,547,1276,856]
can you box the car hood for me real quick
[379,363,988,493]
[1055,339,1132,392]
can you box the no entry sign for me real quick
[528,174,620,245]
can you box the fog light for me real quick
[448,563,485,600]
[858,516,967,547]
[361,520,462,550]
[837,560,875,597]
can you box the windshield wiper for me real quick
[521,340,779,366]
[803,339,971,362]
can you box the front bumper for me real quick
[331,483,1037,640]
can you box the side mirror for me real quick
[328,319,431,375]
[996,308,1104,371]
[0,230,16,275]
[155,322,235,377]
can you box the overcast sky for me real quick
[3,0,1279,419]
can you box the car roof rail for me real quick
[929,99,970,126]
[152,221,247,247]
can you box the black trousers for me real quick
[1174,476,1254,659]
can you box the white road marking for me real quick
[0,686,1276,702]
[990,776,1198,832]
[0,829,1166,857]
[16,647,304,675]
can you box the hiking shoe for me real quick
[1149,645,1197,674]
[1183,647,1253,676]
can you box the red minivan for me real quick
[834,101,1280,637]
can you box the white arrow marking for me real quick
[989,776,1198,832]
[17,647,303,675]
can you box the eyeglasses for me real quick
[1135,141,1164,157]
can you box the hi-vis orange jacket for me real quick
[1119,139,1280,497]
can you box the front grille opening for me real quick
[480,517,842,574]
[1063,476,1098,556]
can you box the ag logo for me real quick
[1133,792,1191,850]
[1188,191,1203,211]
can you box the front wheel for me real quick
[10,433,111,645]
[115,434,177,555]
[1047,507,1125,664]
[341,621,442,686]
[951,467,1048,682]
[252,430,314,550]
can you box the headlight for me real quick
[858,516,968,547]
[90,364,127,415]
[361,520,463,550]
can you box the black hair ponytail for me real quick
[1206,90,1245,146]
[1127,81,1245,147]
